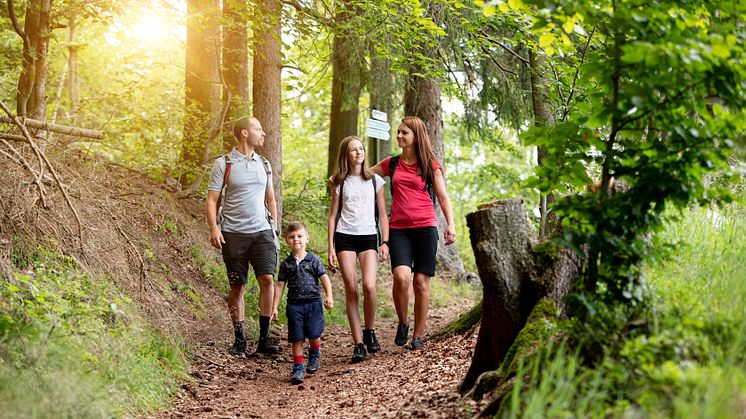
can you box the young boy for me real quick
[271,221,334,384]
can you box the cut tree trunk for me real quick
[459,199,581,393]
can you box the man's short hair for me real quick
[233,116,253,139]
[284,221,307,238]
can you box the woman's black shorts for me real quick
[389,227,438,277]
[334,232,378,254]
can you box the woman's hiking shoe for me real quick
[363,329,381,353]
[394,323,409,346]
[256,337,280,355]
[408,336,425,350]
[291,364,305,384]
[351,343,366,363]
[306,350,320,374]
[228,338,246,357]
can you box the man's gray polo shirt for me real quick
[208,148,273,235]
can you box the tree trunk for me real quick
[222,0,250,153]
[529,50,558,237]
[368,52,394,165]
[67,14,79,125]
[404,66,466,279]
[460,199,581,393]
[11,0,51,129]
[327,2,364,180]
[253,0,283,221]
[182,0,221,185]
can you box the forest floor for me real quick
[157,296,483,419]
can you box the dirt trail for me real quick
[160,307,479,418]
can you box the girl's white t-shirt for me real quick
[335,174,385,235]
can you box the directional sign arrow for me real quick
[367,118,390,132]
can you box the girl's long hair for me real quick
[329,135,373,187]
[402,116,438,184]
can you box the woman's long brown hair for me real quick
[329,135,373,187]
[401,116,438,184]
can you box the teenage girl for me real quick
[328,136,390,363]
[370,116,456,350]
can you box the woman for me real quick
[371,116,456,350]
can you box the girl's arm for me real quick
[327,184,340,267]
[320,274,334,309]
[271,281,285,321]
[433,168,456,245]
[375,185,390,261]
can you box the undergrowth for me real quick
[499,201,746,417]
[0,245,189,418]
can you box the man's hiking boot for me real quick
[394,323,409,346]
[228,338,246,357]
[256,336,280,355]
[408,336,425,350]
[351,343,366,364]
[291,364,305,384]
[307,350,320,374]
[363,329,380,353]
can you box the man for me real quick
[205,116,280,356]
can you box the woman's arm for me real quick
[433,169,456,245]
[370,161,385,176]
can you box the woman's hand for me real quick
[444,225,457,245]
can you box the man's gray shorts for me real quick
[221,230,277,285]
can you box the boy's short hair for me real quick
[284,221,307,237]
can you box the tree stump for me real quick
[460,199,581,393]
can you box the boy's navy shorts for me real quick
[389,227,438,277]
[286,300,325,341]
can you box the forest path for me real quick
[158,305,479,418]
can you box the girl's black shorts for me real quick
[334,232,378,254]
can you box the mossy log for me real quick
[459,199,581,393]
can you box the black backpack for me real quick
[335,175,380,244]
[388,155,436,207]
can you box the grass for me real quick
[500,201,746,418]
[0,246,189,418]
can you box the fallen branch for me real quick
[195,353,225,368]
[110,213,148,292]
[0,115,103,139]
[0,100,84,250]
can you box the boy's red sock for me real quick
[310,343,320,352]
[293,355,303,365]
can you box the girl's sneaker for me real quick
[394,323,409,346]
[351,343,366,363]
[363,329,380,353]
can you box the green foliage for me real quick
[0,246,188,417]
[519,0,745,306]
[499,202,746,417]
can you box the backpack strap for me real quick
[388,155,436,207]
[216,154,233,216]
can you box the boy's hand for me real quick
[271,307,279,321]
[324,296,334,310]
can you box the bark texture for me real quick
[327,2,364,180]
[11,0,51,121]
[460,199,581,393]
[182,0,221,184]
[253,0,283,220]
[222,0,250,152]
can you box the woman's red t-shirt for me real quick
[381,156,441,229]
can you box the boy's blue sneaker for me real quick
[394,323,409,346]
[307,350,320,374]
[291,364,305,384]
